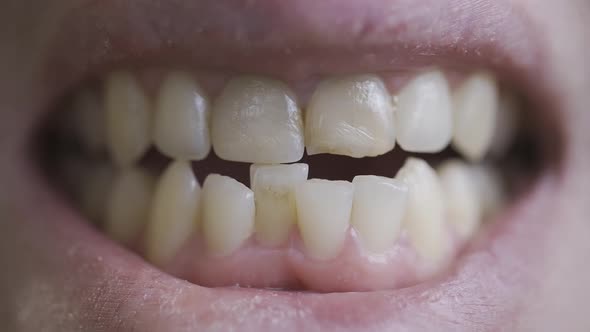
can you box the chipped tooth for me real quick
[105,168,155,246]
[471,166,505,218]
[146,161,201,266]
[201,174,255,255]
[295,179,353,260]
[395,70,453,153]
[105,72,152,167]
[71,88,106,152]
[251,164,309,247]
[396,158,449,263]
[438,160,482,239]
[452,72,500,161]
[211,77,304,164]
[154,72,211,160]
[351,175,408,253]
[305,75,396,158]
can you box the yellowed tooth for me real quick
[201,174,255,256]
[250,164,309,247]
[295,179,353,260]
[154,72,211,160]
[351,175,408,253]
[211,76,304,164]
[105,72,152,167]
[305,75,396,158]
[105,168,155,246]
[146,161,201,266]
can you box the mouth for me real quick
[8,0,568,329]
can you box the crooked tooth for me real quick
[395,158,449,263]
[105,72,152,167]
[305,75,395,158]
[71,88,106,152]
[452,72,499,161]
[146,161,201,266]
[201,174,255,255]
[105,168,155,246]
[211,77,304,164]
[154,72,211,160]
[395,70,453,153]
[250,164,308,247]
[438,160,482,239]
[351,175,408,253]
[295,179,353,260]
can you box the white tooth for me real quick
[250,164,308,247]
[395,158,449,263]
[395,70,453,153]
[305,75,395,158]
[146,161,201,265]
[201,174,255,255]
[105,168,155,246]
[295,179,353,260]
[470,166,505,218]
[351,175,408,253]
[71,88,106,152]
[452,72,499,161]
[490,91,519,156]
[437,160,482,239]
[154,72,211,160]
[105,72,152,167]
[80,163,114,224]
[211,77,304,163]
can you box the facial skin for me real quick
[0,0,588,331]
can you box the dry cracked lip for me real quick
[6,0,569,330]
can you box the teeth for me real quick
[305,75,395,158]
[105,168,155,246]
[211,77,304,163]
[490,91,519,156]
[351,175,408,253]
[79,163,114,224]
[394,70,453,153]
[250,164,309,247]
[153,72,211,160]
[437,160,482,239]
[470,166,505,218]
[71,88,106,152]
[201,174,255,255]
[452,72,499,161]
[395,158,449,263]
[105,72,152,167]
[295,179,353,260]
[146,161,201,265]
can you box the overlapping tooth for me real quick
[105,72,152,167]
[211,77,304,164]
[201,174,255,255]
[295,179,353,260]
[105,168,155,246]
[395,70,453,153]
[305,75,396,158]
[351,176,408,253]
[251,164,309,247]
[396,158,449,263]
[153,72,211,160]
[437,160,482,239]
[452,72,499,161]
[71,88,106,152]
[146,161,201,266]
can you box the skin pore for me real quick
[0,0,589,331]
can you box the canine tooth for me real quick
[146,161,201,265]
[452,72,499,161]
[201,174,255,255]
[211,77,304,163]
[105,72,152,167]
[351,175,408,253]
[295,179,353,260]
[438,160,482,239]
[305,75,395,158]
[71,88,106,152]
[105,168,155,246]
[154,72,211,160]
[395,70,453,153]
[251,164,308,247]
[396,158,449,263]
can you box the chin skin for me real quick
[0,0,589,331]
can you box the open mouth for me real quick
[7,0,570,329]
